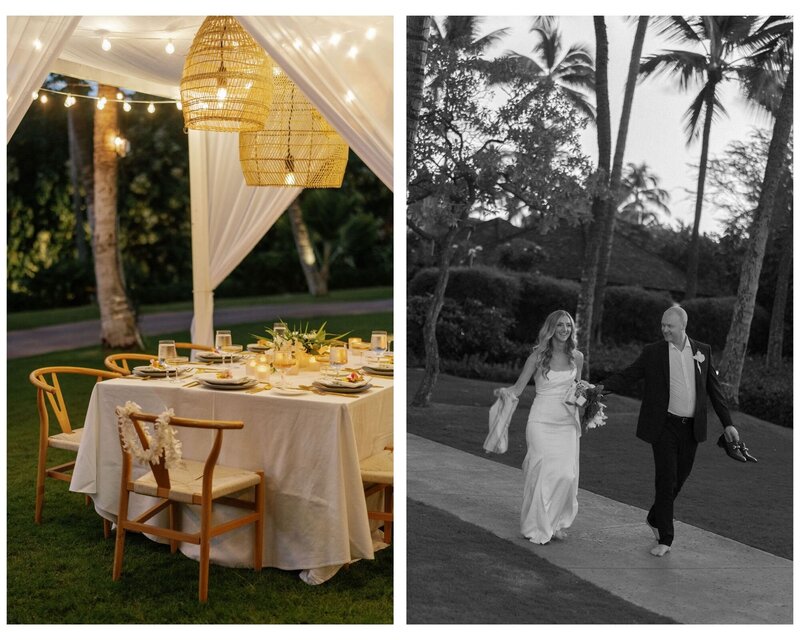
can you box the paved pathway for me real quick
[408,433,792,624]
[7,299,392,358]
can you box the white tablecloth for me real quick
[70,368,393,579]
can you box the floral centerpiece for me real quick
[253,321,349,356]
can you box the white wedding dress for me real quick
[521,366,581,544]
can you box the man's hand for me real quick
[724,425,740,443]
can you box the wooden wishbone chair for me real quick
[28,366,122,536]
[360,446,394,544]
[104,353,158,375]
[112,410,265,603]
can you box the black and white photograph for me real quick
[406,15,792,624]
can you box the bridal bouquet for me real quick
[581,387,607,432]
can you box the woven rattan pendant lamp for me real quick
[180,16,272,132]
[239,68,349,188]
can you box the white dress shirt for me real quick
[667,338,696,417]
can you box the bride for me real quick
[498,310,584,544]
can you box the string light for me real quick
[365,27,377,40]
[33,38,43,51]
[329,33,342,46]
[347,46,358,59]
[165,39,175,55]
[101,37,111,51]
[32,87,182,113]
[344,90,355,103]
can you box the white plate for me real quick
[133,365,176,377]
[273,387,306,396]
[196,372,251,385]
[363,366,394,376]
[247,342,271,352]
[198,378,258,391]
[313,381,372,394]
[196,351,243,362]
[316,377,370,389]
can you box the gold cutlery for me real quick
[182,380,200,388]
[298,385,357,398]
[244,384,271,394]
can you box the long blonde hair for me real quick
[531,310,577,379]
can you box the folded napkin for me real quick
[483,388,519,454]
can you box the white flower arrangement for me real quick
[693,349,705,373]
[116,401,183,469]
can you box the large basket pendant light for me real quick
[239,68,349,188]
[180,16,272,132]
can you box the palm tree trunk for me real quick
[593,16,649,343]
[66,85,92,265]
[411,227,459,407]
[92,84,141,349]
[684,84,716,300]
[407,16,432,176]
[287,196,328,296]
[575,17,611,376]
[719,65,792,406]
[766,225,791,367]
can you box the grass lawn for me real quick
[7,286,392,331]
[407,500,673,624]
[407,368,792,560]
[6,312,393,623]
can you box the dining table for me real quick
[69,357,393,585]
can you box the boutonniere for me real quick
[693,350,705,372]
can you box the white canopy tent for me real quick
[6,16,393,345]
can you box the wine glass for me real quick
[221,344,243,366]
[329,345,348,378]
[370,331,388,357]
[215,330,232,365]
[273,349,295,388]
[158,340,177,381]
[165,355,189,382]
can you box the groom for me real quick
[598,305,739,557]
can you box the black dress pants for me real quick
[647,414,698,546]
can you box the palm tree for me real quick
[592,16,650,344]
[719,16,792,405]
[491,17,596,119]
[92,83,141,348]
[616,162,671,226]
[639,16,775,299]
[407,16,432,175]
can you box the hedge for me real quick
[407,266,521,310]
[679,297,771,353]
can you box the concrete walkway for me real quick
[408,433,792,624]
[7,299,392,358]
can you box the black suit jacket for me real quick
[601,338,733,444]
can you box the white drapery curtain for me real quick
[6,16,80,142]
[188,131,301,346]
[239,16,393,191]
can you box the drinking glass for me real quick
[221,344,243,367]
[215,330,232,364]
[158,340,177,381]
[165,355,189,382]
[370,330,388,356]
[329,345,348,376]
[273,349,295,388]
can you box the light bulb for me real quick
[40,94,48,104]
[216,86,227,100]
[284,154,296,185]
[347,46,358,59]
[123,101,131,112]
[175,101,182,111]
[366,27,377,40]
[33,38,43,50]
[97,97,106,110]
[293,38,303,49]
[31,91,39,100]
[101,37,111,51]
[285,172,296,186]
[329,33,342,46]
[344,90,355,103]
[165,39,175,55]
[64,95,73,107]
[147,102,155,114]
[116,91,123,100]
[311,42,321,54]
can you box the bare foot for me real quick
[650,544,671,557]
[552,529,568,541]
